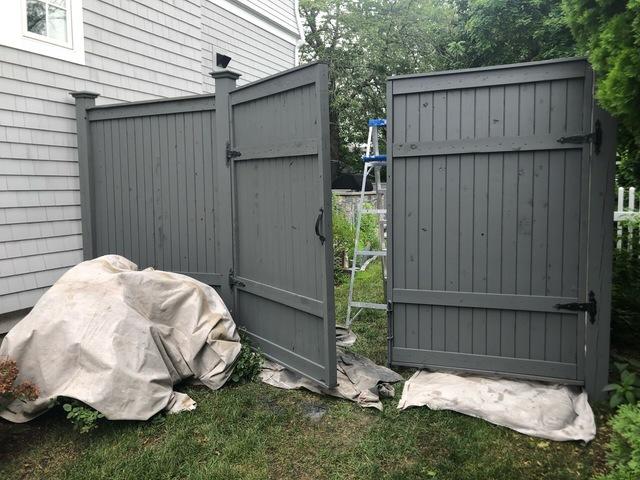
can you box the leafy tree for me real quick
[299,0,581,171]
[299,0,459,170]
[454,0,577,67]
[562,0,640,186]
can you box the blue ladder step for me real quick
[362,154,387,162]
[368,118,387,127]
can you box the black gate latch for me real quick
[554,290,597,324]
[228,268,245,289]
[557,120,602,154]
[226,142,241,165]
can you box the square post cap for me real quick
[209,70,241,81]
[70,91,100,100]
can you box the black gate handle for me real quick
[315,208,325,244]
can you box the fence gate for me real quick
[386,58,615,397]
[75,62,336,388]
[228,63,336,387]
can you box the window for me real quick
[0,0,84,64]
[26,0,71,45]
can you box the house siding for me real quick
[0,0,301,321]
[201,2,297,91]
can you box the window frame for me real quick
[0,0,84,64]
[22,0,74,49]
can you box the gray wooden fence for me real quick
[73,58,615,397]
[74,94,224,289]
[386,58,615,399]
[72,62,336,387]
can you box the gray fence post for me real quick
[210,70,240,309]
[70,91,100,260]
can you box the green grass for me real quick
[0,262,611,479]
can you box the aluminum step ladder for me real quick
[345,119,387,328]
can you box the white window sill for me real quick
[0,35,85,65]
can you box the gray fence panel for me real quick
[388,58,614,397]
[87,95,225,288]
[74,64,335,388]
[229,63,336,387]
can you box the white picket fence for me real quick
[615,187,638,249]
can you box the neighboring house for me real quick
[0,0,303,332]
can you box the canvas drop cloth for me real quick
[398,370,596,442]
[260,349,402,410]
[0,255,241,423]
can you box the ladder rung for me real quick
[355,250,387,256]
[368,118,387,127]
[361,208,386,214]
[350,301,387,310]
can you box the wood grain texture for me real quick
[388,59,605,388]
[230,63,336,387]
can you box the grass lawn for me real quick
[0,263,611,479]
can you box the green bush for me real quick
[359,206,381,251]
[332,197,355,283]
[61,399,104,434]
[229,331,262,384]
[332,195,382,284]
[612,215,640,349]
[598,403,640,480]
[605,362,640,408]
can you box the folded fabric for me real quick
[260,349,402,411]
[398,370,596,442]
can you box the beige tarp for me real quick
[0,255,241,423]
[398,370,596,442]
[260,349,403,410]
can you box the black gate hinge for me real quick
[557,120,602,154]
[554,290,597,324]
[226,141,241,165]
[386,301,394,341]
[228,268,245,289]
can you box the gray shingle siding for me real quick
[0,0,301,322]
[201,2,297,91]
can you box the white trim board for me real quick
[212,0,302,45]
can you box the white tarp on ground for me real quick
[0,255,241,423]
[260,349,403,410]
[398,370,596,442]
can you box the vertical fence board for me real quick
[418,157,433,351]
[127,118,139,264]
[133,117,145,266]
[142,116,155,267]
[92,122,107,258]
[202,111,216,273]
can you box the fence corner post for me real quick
[209,70,240,309]
[71,91,100,260]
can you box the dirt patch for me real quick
[0,412,79,479]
